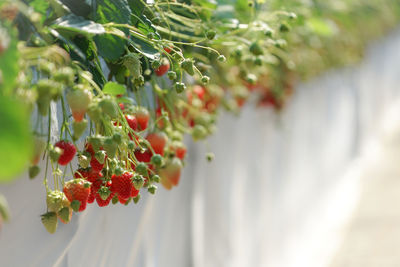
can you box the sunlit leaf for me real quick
[103,82,127,95]
[0,95,33,182]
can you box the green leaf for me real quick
[0,25,18,96]
[52,14,106,37]
[307,17,336,37]
[28,0,50,24]
[0,95,33,182]
[94,0,132,61]
[103,82,127,95]
[116,96,133,104]
[128,0,145,25]
[129,37,159,60]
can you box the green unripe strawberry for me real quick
[275,39,287,48]
[0,195,10,222]
[49,146,63,163]
[133,174,145,189]
[264,28,274,37]
[206,152,215,162]
[181,59,195,76]
[201,76,210,85]
[192,125,208,141]
[99,97,118,119]
[53,67,74,86]
[133,75,145,87]
[87,101,102,123]
[206,30,216,40]
[98,186,111,201]
[41,212,58,234]
[133,193,141,204]
[151,174,161,183]
[127,140,136,150]
[37,61,55,76]
[103,137,117,158]
[249,42,263,56]
[88,136,103,152]
[58,207,71,224]
[112,133,122,145]
[147,184,157,194]
[135,162,148,176]
[78,154,90,168]
[66,86,92,122]
[94,150,106,165]
[279,22,290,32]
[174,82,186,93]
[29,165,40,179]
[37,97,50,116]
[151,154,163,167]
[151,60,161,69]
[72,119,88,140]
[217,55,226,62]
[254,57,263,66]
[46,190,67,212]
[31,137,46,165]
[167,71,177,80]
[70,200,81,212]
[112,195,119,204]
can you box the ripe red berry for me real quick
[155,59,170,77]
[135,108,150,130]
[146,132,168,156]
[175,146,187,160]
[134,149,152,162]
[110,172,133,199]
[164,46,173,53]
[63,179,91,212]
[85,144,106,172]
[125,114,138,131]
[95,191,114,207]
[118,196,129,204]
[131,185,139,198]
[159,157,182,188]
[55,141,76,166]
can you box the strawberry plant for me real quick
[0,0,399,233]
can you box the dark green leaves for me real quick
[94,0,132,61]
[52,14,105,36]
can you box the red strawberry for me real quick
[63,179,91,212]
[135,108,150,130]
[159,157,182,188]
[125,114,138,131]
[66,87,92,122]
[95,191,114,207]
[174,145,187,160]
[85,144,106,172]
[119,103,125,110]
[118,196,129,204]
[164,46,172,53]
[187,85,205,102]
[131,185,139,198]
[110,172,133,199]
[55,141,76,166]
[146,132,168,156]
[134,149,152,162]
[90,156,105,172]
[155,58,170,77]
[87,170,103,204]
